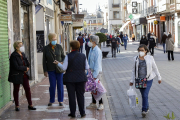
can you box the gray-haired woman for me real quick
[86,35,104,110]
[166,34,174,61]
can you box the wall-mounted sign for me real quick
[132,2,137,7]
[160,16,166,21]
[60,14,72,21]
[132,8,138,14]
[154,20,159,24]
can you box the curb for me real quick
[101,75,113,120]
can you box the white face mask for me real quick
[88,42,93,47]
[143,36,145,39]
[139,51,145,57]
[20,46,25,52]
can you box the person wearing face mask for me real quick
[85,34,91,59]
[110,35,118,57]
[86,35,104,111]
[43,33,65,107]
[53,40,89,118]
[140,35,148,46]
[8,41,36,111]
[148,34,156,56]
[166,34,174,61]
[130,44,162,118]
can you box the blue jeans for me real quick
[124,42,127,50]
[48,71,64,103]
[163,43,166,53]
[79,46,83,53]
[139,80,153,112]
[117,45,120,52]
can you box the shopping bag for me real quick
[127,86,138,108]
[85,69,97,92]
[92,79,107,101]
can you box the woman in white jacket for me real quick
[129,44,162,117]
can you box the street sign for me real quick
[154,20,158,24]
[129,14,133,20]
[132,8,138,14]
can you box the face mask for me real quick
[88,42,93,47]
[20,46,25,52]
[139,51,145,57]
[51,40,57,45]
[143,36,145,39]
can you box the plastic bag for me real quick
[92,79,107,101]
[127,86,138,108]
[85,69,97,92]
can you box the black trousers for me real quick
[112,47,116,57]
[168,51,174,60]
[92,94,103,104]
[66,82,86,115]
[149,46,154,55]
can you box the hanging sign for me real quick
[154,20,158,24]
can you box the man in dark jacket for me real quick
[148,34,156,56]
[120,32,124,43]
[147,32,151,40]
[110,35,118,57]
[161,32,167,53]
[77,33,84,53]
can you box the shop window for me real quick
[113,11,120,19]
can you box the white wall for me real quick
[36,8,44,31]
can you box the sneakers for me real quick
[142,111,147,117]
[97,104,104,110]
[86,103,97,109]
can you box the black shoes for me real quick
[28,106,36,110]
[15,107,20,111]
[68,113,76,118]
[81,114,86,118]
[59,102,63,106]
[48,103,52,106]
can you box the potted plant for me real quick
[95,33,109,58]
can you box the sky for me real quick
[79,0,107,13]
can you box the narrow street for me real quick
[101,42,180,120]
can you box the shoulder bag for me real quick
[134,56,150,89]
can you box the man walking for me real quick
[110,35,118,57]
[77,33,84,53]
[161,32,167,53]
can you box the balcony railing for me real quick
[62,0,72,5]
[112,4,120,8]
[147,6,157,15]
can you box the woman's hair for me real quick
[167,34,172,39]
[137,44,149,54]
[48,33,57,41]
[13,40,22,50]
[90,35,99,44]
[70,40,80,50]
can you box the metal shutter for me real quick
[0,0,11,109]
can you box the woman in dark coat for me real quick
[8,41,36,111]
[54,40,89,118]
[140,35,148,46]
[85,34,91,59]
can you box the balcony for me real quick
[147,6,157,15]
[112,4,120,8]
[62,0,72,5]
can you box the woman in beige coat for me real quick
[166,34,174,61]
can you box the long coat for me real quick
[166,38,174,51]
[8,51,29,84]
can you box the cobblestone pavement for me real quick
[101,43,180,120]
[0,78,106,120]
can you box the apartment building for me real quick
[108,0,122,35]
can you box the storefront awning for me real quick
[72,14,84,29]
[119,21,131,31]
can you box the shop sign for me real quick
[160,16,166,21]
[60,14,72,21]
[129,14,133,20]
[154,20,158,24]
[132,8,138,14]
[132,2,137,7]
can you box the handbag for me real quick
[63,52,79,85]
[48,47,65,73]
[134,56,150,89]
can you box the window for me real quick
[137,3,141,14]
[93,20,96,23]
[113,11,120,19]
[94,27,96,30]
[113,0,119,4]
[89,20,92,24]
[170,0,175,4]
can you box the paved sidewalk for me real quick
[0,78,106,120]
[101,43,180,120]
